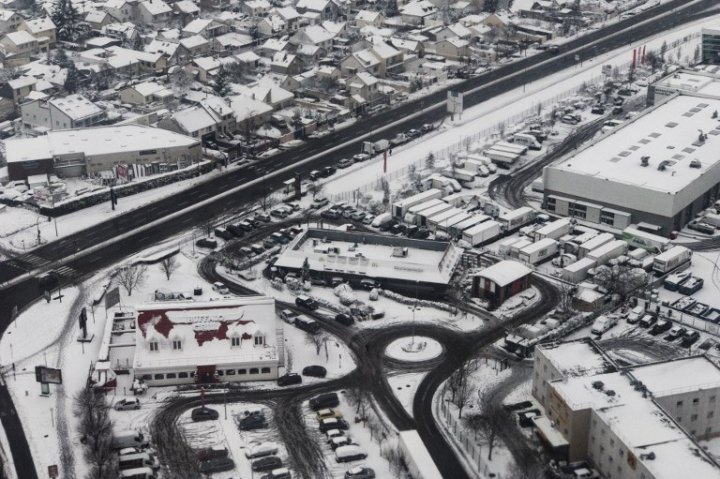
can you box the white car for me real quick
[114,398,141,411]
[212,282,229,294]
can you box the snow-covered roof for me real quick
[140,0,171,15]
[441,37,469,48]
[301,24,334,44]
[22,17,55,33]
[4,30,36,45]
[214,32,254,48]
[630,356,720,397]
[146,39,179,57]
[172,106,217,133]
[371,40,400,59]
[400,0,437,17]
[354,71,377,86]
[547,94,720,200]
[476,260,531,287]
[174,0,199,13]
[236,50,260,63]
[183,18,212,34]
[296,0,328,12]
[7,76,36,89]
[49,94,103,120]
[537,338,615,378]
[356,10,382,22]
[354,49,380,67]
[271,51,297,67]
[276,6,300,19]
[233,80,293,105]
[134,297,278,371]
[5,125,198,163]
[322,20,345,34]
[262,37,288,51]
[0,9,18,21]
[274,228,462,285]
[228,94,273,121]
[179,34,208,49]
[130,80,170,97]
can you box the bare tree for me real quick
[159,256,179,280]
[74,386,116,478]
[308,181,324,199]
[449,361,475,418]
[466,389,505,461]
[305,332,329,355]
[594,263,648,299]
[345,385,370,419]
[507,457,547,479]
[116,264,147,296]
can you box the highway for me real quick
[0,1,718,477]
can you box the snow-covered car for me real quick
[212,282,229,294]
[252,455,283,472]
[316,408,342,420]
[191,407,219,422]
[345,467,376,479]
[338,158,353,168]
[114,398,141,411]
[352,153,370,162]
[335,445,367,463]
[245,443,279,459]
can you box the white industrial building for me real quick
[531,338,720,479]
[5,124,202,181]
[543,92,720,235]
[133,297,280,386]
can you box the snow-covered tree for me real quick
[213,67,232,97]
[64,62,81,93]
[52,0,89,42]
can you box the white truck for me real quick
[533,218,573,242]
[512,133,542,150]
[578,232,614,259]
[518,238,558,265]
[362,139,390,155]
[653,246,692,274]
[622,225,671,254]
[462,220,502,246]
[391,189,444,219]
[485,148,520,167]
[561,257,596,283]
[371,212,393,228]
[586,240,628,266]
[498,206,536,233]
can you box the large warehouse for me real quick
[273,228,462,298]
[543,92,720,234]
[5,124,202,181]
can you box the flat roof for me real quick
[6,125,199,162]
[630,356,720,397]
[477,260,531,287]
[538,338,615,378]
[274,228,461,284]
[548,94,720,195]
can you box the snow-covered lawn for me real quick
[387,372,427,418]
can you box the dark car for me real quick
[503,401,533,412]
[239,413,268,431]
[310,392,340,411]
[214,227,234,241]
[665,326,687,341]
[378,220,396,232]
[345,467,376,479]
[405,225,419,237]
[321,209,340,220]
[199,457,235,473]
[681,331,700,348]
[335,313,355,326]
[389,224,407,235]
[302,365,327,378]
[191,407,219,422]
[319,418,350,433]
[650,319,672,336]
[590,105,605,115]
[252,456,283,472]
[196,238,218,249]
[277,373,303,387]
[410,227,430,239]
[309,170,322,181]
[295,295,319,311]
[227,224,245,237]
[323,166,336,177]
[359,279,379,290]
[612,106,624,115]
[689,222,716,234]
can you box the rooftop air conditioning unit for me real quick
[657,160,671,171]
[640,156,650,167]
[690,159,702,168]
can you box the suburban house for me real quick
[21,93,105,130]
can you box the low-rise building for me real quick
[472,260,532,308]
[21,93,105,130]
[5,124,201,180]
[134,297,280,386]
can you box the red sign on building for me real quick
[48,465,59,478]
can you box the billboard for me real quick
[35,366,63,384]
[105,286,120,309]
[447,91,463,115]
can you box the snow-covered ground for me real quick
[387,372,427,418]
[385,337,443,362]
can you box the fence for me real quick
[437,398,501,479]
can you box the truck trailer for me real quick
[499,207,536,233]
[653,246,692,274]
[518,238,558,264]
[533,218,573,242]
[562,257,596,283]
[585,240,628,266]
[462,220,502,246]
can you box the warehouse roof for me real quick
[549,94,720,195]
[477,260,531,287]
[5,125,198,162]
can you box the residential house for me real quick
[103,22,140,44]
[0,76,36,104]
[179,34,210,58]
[482,11,512,28]
[85,10,113,30]
[290,24,334,50]
[432,23,471,41]
[192,55,236,82]
[235,50,260,70]
[295,43,324,65]
[370,40,403,76]
[21,93,105,130]
[227,93,273,131]
[104,0,136,23]
[182,18,228,38]
[233,82,294,110]
[242,0,271,18]
[271,51,303,75]
[183,91,237,135]
[160,105,219,140]
[19,17,56,49]
[0,9,22,34]
[257,7,301,36]
[137,0,172,26]
[119,81,175,105]
[296,0,337,20]
[390,37,424,56]
[173,0,200,25]
[1,30,39,56]
[400,1,437,26]
[259,37,288,57]
[340,48,380,76]
[347,71,379,103]
[212,32,254,55]
[145,39,181,65]
[434,37,469,60]
[355,10,385,28]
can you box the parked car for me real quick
[345,467,376,479]
[277,373,302,387]
[319,418,349,433]
[590,105,605,115]
[359,278,379,290]
[212,282,229,294]
[239,413,268,431]
[421,123,434,134]
[312,196,330,209]
[335,445,367,463]
[650,319,672,336]
[329,436,354,450]
[389,223,407,235]
[214,227,233,241]
[260,467,292,479]
[352,153,370,162]
[323,166,336,177]
[627,306,644,324]
[688,221,715,234]
[362,214,375,225]
[196,238,217,249]
[309,170,322,181]
[325,429,345,440]
[255,212,271,222]
[199,457,235,473]
[310,393,340,411]
[195,446,228,462]
[681,330,700,347]
[191,407,219,422]
[295,295,319,310]
[665,326,687,341]
[338,158,353,168]
[227,224,245,237]
[245,443,279,459]
[252,456,283,472]
[335,313,355,326]
[302,365,327,378]
[611,106,624,115]
[639,314,657,328]
[321,208,340,219]
[316,408,342,420]
[350,211,366,222]
[406,129,421,139]
[114,398,141,411]
[561,114,580,125]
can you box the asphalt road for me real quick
[0,3,718,477]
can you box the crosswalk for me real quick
[54,266,76,278]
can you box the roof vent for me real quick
[690,159,702,168]
[592,381,604,390]
[640,156,650,167]
[657,160,671,171]
[605,389,616,397]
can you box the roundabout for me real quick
[385,336,444,363]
